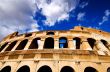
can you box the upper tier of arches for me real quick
[0,26,110,55]
[0,36,110,55]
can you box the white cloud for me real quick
[77,12,86,21]
[58,13,69,21]
[79,2,88,8]
[28,21,39,32]
[35,0,80,26]
[105,10,110,16]
[0,0,80,40]
[0,0,39,40]
[99,10,110,25]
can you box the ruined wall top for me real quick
[1,26,110,43]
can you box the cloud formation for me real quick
[99,10,110,25]
[79,2,88,8]
[0,0,80,40]
[77,12,86,21]
[0,0,39,40]
[35,0,80,26]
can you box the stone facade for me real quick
[0,26,110,72]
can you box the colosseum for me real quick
[0,26,110,72]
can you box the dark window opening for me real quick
[60,66,74,72]
[59,37,68,48]
[17,65,30,72]
[84,67,97,72]
[73,37,81,49]
[81,27,84,30]
[29,38,41,49]
[37,65,52,72]
[5,41,17,51]
[87,38,96,49]
[0,42,8,52]
[0,66,11,72]
[101,39,109,48]
[25,33,32,37]
[44,37,54,49]
[15,39,28,50]
[107,67,110,72]
[47,32,54,35]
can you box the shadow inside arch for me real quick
[84,67,98,72]
[37,65,52,72]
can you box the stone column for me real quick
[68,38,75,49]
[38,38,45,50]
[24,39,33,50]
[73,39,77,49]
[0,62,3,69]
[11,41,21,51]
[53,61,59,72]
[54,38,59,49]
[80,38,92,50]
[1,43,10,52]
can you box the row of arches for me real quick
[2,65,109,72]
[0,37,109,52]
[0,65,29,72]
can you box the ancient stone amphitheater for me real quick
[0,26,110,72]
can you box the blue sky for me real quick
[34,0,110,31]
[0,0,110,40]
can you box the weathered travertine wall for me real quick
[0,26,110,72]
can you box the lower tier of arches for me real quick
[0,60,110,72]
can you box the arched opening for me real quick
[107,67,110,72]
[101,39,109,48]
[15,39,28,50]
[60,66,74,72]
[47,32,54,35]
[59,37,68,48]
[29,38,41,49]
[0,42,8,52]
[0,66,11,72]
[25,33,32,37]
[44,37,54,49]
[5,41,17,51]
[84,67,98,72]
[17,65,30,72]
[73,37,81,49]
[81,27,84,30]
[37,65,52,72]
[87,38,96,49]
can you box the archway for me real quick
[87,38,96,49]
[60,66,74,72]
[17,65,30,72]
[107,67,110,72]
[0,66,11,72]
[59,37,68,48]
[73,37,81,49]
[47,32,54,35]
[29,38,41,49]
[44,37,54,49]
[37,65,52,72]
[0,42,8,52]
[84,67,98,72]
[5,41,17,51]
[101,39,109,48]
[15,39,28,50]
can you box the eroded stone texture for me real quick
[0,26,110,72]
